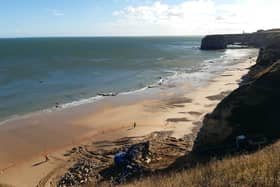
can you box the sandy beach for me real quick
[0,54,257,187]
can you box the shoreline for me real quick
[0,49,253,125]
[0,51,257,186]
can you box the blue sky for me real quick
[0,0,279,37]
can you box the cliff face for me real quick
[248,35,280,78]
[194,34,280,151]
[201,31,280,50]
[201,35,227,50]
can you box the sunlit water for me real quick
[0,37,257,121]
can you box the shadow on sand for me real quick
[32,160,48,167]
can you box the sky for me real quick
[0,0,279,37]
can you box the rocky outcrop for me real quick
[201,31,280,50]
[201,35,227,50]
[248,34,280,79]
[194,34,280,151]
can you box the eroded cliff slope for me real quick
[194,34,280,151]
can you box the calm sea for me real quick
[0,37,256,121]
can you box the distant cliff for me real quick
[200,31,280,50]
[194,33,280,151]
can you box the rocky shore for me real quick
[194,31,280,152]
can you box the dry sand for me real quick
[0,56,257,187]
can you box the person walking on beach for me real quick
[133,122,136,128]
[44,154,49,162]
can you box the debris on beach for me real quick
[111,142,150,184]
[58,159,100,186]
[97,92,117,96]
[55,132,193,186]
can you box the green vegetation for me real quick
[124,141,280,187]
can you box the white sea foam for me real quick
[59,95,104,108]
[0,48,257,126]
[0,95,104,126]
[118,87,148,95]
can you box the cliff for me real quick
[126,140,280,187]
[124,34,280,185]
[194,33,280,151]
[201,31,280,50]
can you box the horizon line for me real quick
[0,34,207,39]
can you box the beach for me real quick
[1,0,279,186]
[0,52,257,186]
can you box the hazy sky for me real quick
[1,0,279,37]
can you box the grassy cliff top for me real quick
[124,140,280,187]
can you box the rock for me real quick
[58,158,99,186]
[201,35,227,50]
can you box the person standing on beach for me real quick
[133,122,136,128]
[44,154,49,162]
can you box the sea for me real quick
[0,37,257,122]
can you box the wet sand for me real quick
[0,56,256,187]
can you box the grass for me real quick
[121,141,280,187]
